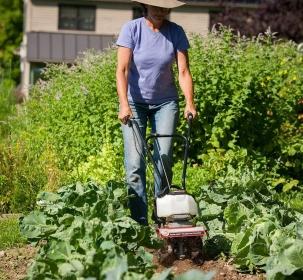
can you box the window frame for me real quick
[58,4,96,31]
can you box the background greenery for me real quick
[1,27,302,212]
[0,27,303,278]
[0,0,23,82]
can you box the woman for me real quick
[116,0,197,225]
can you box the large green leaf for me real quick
[102,256,128,280]
[20,211,57,239]
[47,241,75,261]
[266,239,303,280]
[175,270,215,280]
[58,259,85,278]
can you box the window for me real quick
[30,62,46,84]
[59,5,96,31]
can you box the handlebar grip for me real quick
[187,112,193,122]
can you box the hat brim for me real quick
[131,0,185,9]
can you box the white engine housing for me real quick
[156,192,198,218]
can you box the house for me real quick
[20,0,261,97]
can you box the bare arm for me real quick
[176,50,197,119]
[116,46,133,124]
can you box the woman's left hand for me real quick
[184,102,197,119]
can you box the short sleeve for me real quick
[175,25,190,51]
[116,22,135,50]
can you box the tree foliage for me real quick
[210,0,303,43]
[0,0,23,81]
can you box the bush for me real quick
[27,51,121,167]
[1,27,302,214]
[0,50,121,213]
[187,29,302,156]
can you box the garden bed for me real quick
[0,245,264,280]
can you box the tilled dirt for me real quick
[155,257,265,280]
[0,245,37,280]
[0,245,265,280]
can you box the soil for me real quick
[0,245,37,280]
[154,257,265,280]
[0,245,265,280]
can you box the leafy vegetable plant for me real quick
[20,181,213,280]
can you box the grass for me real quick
[0,78,16,138]
[0,215,26,250]
[0,271,5,280]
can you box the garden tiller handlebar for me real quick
[127,113,193,197]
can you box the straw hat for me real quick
[131,0,185,9]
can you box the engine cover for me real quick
[156,191,198,218]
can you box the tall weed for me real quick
[0,78,15,137]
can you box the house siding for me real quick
[28,1,132,35]
[170,6,210,35]
[97,3,132,35]
[30,0,58,32]
[27,1,210,35]
[27,32,115,62]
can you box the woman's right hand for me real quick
[118,104,133,124]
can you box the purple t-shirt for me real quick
[116,17,190,104]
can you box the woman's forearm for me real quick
[116,47,132,108]
[179,70,194,106]
[116,69,129,107]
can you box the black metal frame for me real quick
[127,113,193,198]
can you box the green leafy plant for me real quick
[72,141,125,185]
[20,181,159,279]
[194,148,303,279]
[20,181,213,280]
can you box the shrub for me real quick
[1,27,302,214]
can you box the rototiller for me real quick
[127,113,206,263]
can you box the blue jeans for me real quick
[122,100,179,225]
